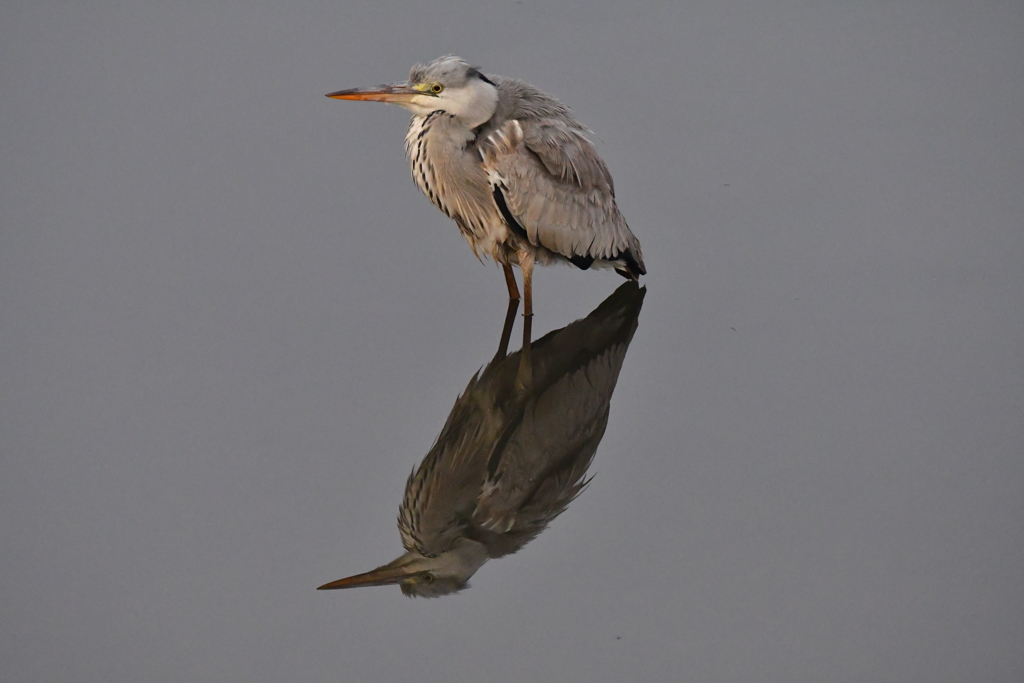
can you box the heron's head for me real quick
[317,538,489,599]
[327,56,498,128]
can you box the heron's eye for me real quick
[421,573,435,583]
[431,84,443,94]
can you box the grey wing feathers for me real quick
[520,118,614,195]
[478,80,645,273]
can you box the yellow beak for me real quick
[326,82,421,103]
[317,556,417,590]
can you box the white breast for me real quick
[404,113,513,263]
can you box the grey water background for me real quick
[2,1,1022,680]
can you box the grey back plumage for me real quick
[478,110,643,272]
[481,77,614,194]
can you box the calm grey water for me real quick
[3,2,1022,681]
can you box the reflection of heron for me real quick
[327,56,646,315]
[318,283,645,597]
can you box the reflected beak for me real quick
[326,82,421,103]
[317,556,417,590]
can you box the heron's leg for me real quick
[519,253,535,317]
[502,263,520,301]
[494,298,519,361]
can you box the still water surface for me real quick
[2,1,1021,681]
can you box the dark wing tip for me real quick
[569,255,595,271]
[613,250,645,280]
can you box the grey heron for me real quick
[327,56,646,316]
[317,282,645,597]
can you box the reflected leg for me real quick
[494,298,520,361]
[515,312,533,391]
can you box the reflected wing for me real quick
[397,371,500,557]
[471,351,618,537]
[471,283,645,541]
[479,118,645,273]
[400,283,645,560]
